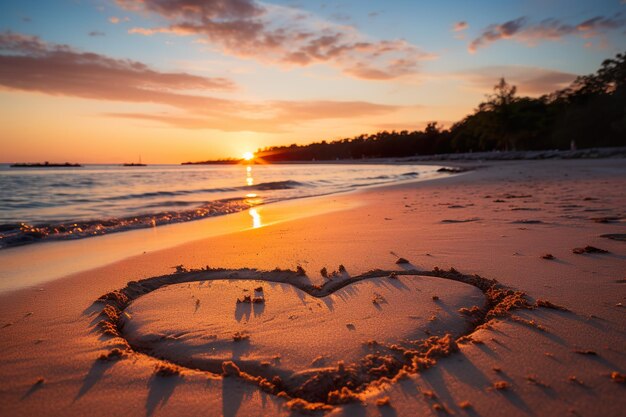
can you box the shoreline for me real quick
[0,191,359,294]
[0,163,448,251]
[0,168,458,293]
[1,158,624,417]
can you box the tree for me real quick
[253,51,626,161]
[474,78,520,150]
[549,51,626,148]
[479,77,518,112]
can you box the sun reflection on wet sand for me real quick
[249,208,261,228]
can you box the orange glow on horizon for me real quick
[243,151,254,161]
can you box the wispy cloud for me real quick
[105,100,397,132]
[469,13,626,52]
[0,31,401,132]
[109,16,129,24]
[116,0,435,80]
[457,65,577,95]
[0,31,235,96]
[88,31,106,37]
[453,21,468,32]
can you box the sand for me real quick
[0,158,625,417]
[122,276,484,379]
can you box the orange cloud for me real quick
[0,32,402,132]
[469,13,625,52]
[104,99,399,132]
[117,0,435,80]
[0,31,235,100]
[105,98,398,132]
[109,16,129,24]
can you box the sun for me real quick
[242,151,254,161]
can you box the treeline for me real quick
[256,51,626,161]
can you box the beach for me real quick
[1,158,625,417]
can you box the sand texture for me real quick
[0,159,625,417]
[123,276,484,378]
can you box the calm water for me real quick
[0,163,443,248]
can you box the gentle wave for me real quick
[249,180,305,190]
[0,197,258,249]
[96,180,304,201]
[106,187,237,201]
[0,163,442,249]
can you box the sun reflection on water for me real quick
[246,165,254,186]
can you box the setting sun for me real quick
[243,151,254,161]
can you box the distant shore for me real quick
[182,146,626,165]
[404,145,626,161]
[9,162,82,168]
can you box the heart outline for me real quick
[94,266,535,410]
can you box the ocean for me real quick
[0,163,444,249]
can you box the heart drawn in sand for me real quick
[96,267,531,409]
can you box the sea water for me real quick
[0,163,443,248]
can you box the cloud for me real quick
[116,0,435,80]
[458,65,577,95]
[0,32,401,132]
[269,100,397,121]
[453,21,468,32]
[88,31,106,37]
[104,99,399,133]
[469,13,626,52]
[105,99,396,132]
[109,16,129,24]
[0,31,235,98]
[0,31,236,115]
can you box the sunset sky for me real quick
[1,0,625,163]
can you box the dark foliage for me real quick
[257,52,626,161]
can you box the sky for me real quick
[0,0,625,163]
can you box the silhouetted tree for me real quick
[549,52,626,149]
[253,51,626,162]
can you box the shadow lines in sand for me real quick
[75,361,116,400]
[335,402,367,417]
[235,302,251,322]
[418,354,535,416]
[234,299,267,323]
[222,376,248,417]
[21,381,44,400]
[146,374,182,417]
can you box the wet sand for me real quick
[0,159,625,417]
